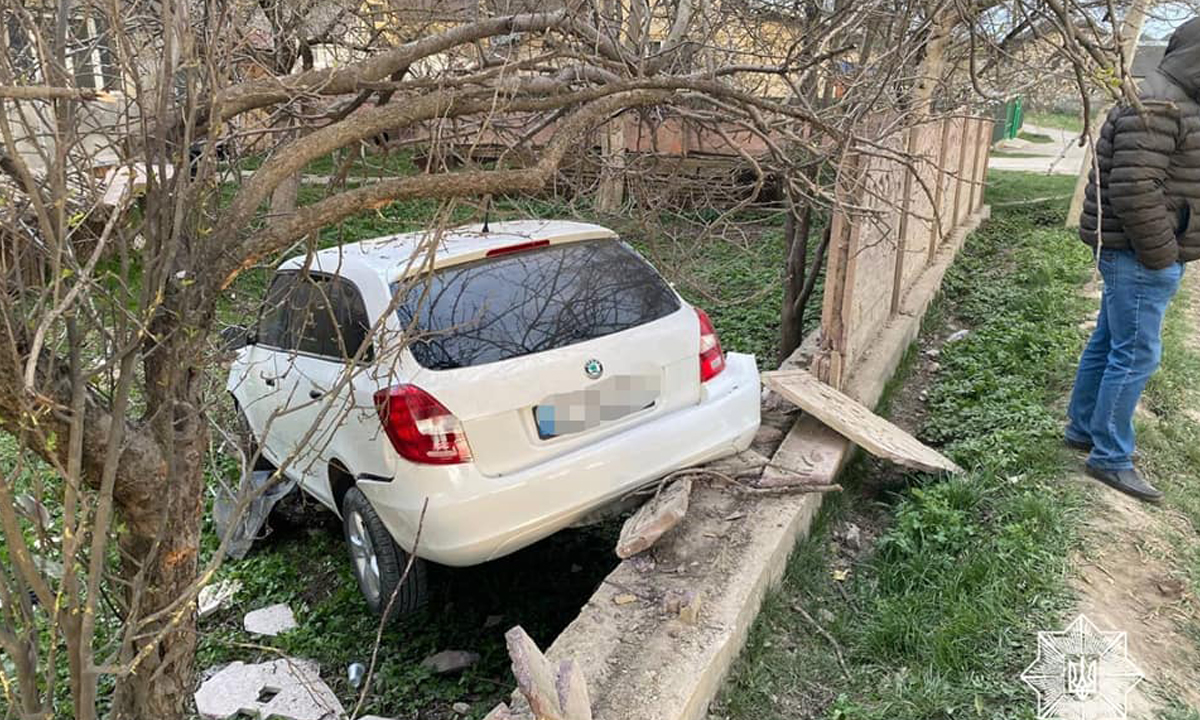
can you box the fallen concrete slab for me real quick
[194,658,344,720]
[505,206,990,720]
[243,602,298,636]
[763,368,961,474]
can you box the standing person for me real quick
[1068,17,1200,502]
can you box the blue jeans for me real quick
[1067,249,1184,470]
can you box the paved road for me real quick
[988,124,1086,176]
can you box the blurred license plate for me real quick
[534,375,660,439]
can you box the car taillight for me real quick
[373,385,472,465]
[696,307,725,383]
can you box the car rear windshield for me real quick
[394,239,680,370]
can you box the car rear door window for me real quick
[256,274,294,349]
[290,276,374,361]
[395,240,680,370]
[257,272,373,361]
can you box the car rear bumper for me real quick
[357,352,761,566]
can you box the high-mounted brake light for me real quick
[373,385,472,465]
[485,239,550,257]
[696,307,725,383]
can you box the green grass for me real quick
[715,171,1096,719]
[1024,111,1083,134]
[990,150,1047,159]
[236,148,417,178]
[1017,131,1054,145]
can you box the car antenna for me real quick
[481,194,492,234]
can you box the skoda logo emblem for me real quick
[584,359,604,380]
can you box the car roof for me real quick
[277,219,618,281]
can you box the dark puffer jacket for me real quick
[1080,17,1200,269]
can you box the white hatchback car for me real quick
[228,220,760,615]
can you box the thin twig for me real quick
[793,604,852,680]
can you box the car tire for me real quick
[341,487,428,618]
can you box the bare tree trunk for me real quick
[107,324,207,720]
[596,116,626,213]
[780,200,813,362]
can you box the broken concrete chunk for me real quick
[421,650,480,675]
[452,702,471,715]
[194,658,344,720]
[556,658,591,720]
[613,594,638,606]
[663,589,704,625]
[484,614,505,629]
[506,627,592,720]
[616,478,692,559]
[198,579,242,619]
[507,627,564,720]
[243,603,297,637]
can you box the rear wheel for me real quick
[341,487,427,618]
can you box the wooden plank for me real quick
[762,369,962,474]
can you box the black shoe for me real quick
[1065,436,1093,452]
[1085,466,1163,503]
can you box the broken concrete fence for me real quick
[485,626,592,720]
[194,658,344,720]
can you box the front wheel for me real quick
[341,487,428,618]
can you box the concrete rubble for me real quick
[198,579,242,619]
[420,649,480,674]
[194,658,344,720]
[243,602,298,636]
[615,478,692,559]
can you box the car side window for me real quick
[256,273,295,349]
[288,275,374,362]
[333,279,374,362]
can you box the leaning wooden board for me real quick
[762,369,962,475]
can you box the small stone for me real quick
[570,564,582,573]
[242,603,297,637]
[452,702,471,715]
[919,390,929,402]
[946,329,970,343]
[484,614,504,629]
[421,650,480,675]
[679,592,703,625]
[613,594,638,606]
[929,362,942,373]
[841,522,863,550]
[818,608,836,624]
[923,348,941,359]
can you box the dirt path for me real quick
[1069,269,1200,717]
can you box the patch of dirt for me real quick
[1068,269,1200,717]
[1071,481,1200,716]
